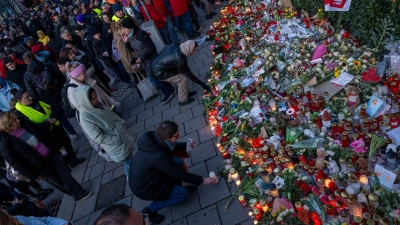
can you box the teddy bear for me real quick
[345,86,361,111]
[267,134,281,152]
[327,157,340,174]
[314,147,335,170]
[354,157,369,175]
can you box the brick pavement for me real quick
[38,3,252,225]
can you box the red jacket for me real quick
[140,4,166,29]
[10,56,24,65]
[30,43,58,62]
[169,0,189,17]
[152,0,174,18]
[0,60,5,79]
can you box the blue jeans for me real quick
[115,60,131,83]
[148,157,188,213]
[167,16,179,43]
[159,27,172,45]
[148,75,175,98]
[123,153,134,177]
[179,11,194,36]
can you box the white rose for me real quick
[269,56,274,60]
[362,65,367,69]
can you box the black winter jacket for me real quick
[0,118,62,181]
[125,25,157,62]
[129,131,203,201]
[152,44,211,91]
[6,64,27,90]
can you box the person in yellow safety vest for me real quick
[11,89,86,170]
[92,0,102,18]
[112,3,128,22]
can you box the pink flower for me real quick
[210,44,214,51]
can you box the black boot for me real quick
[141,207,165,224]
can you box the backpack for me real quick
[35,50,52,64]
[61,82,78,118]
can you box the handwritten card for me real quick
[272,176,285,190]
[330,72,354,86]
[375,162,397,190]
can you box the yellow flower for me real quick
[280,206,286,210]
[353,60,361,69]
[340,56,346,62]
[318,8,323,13]
[372,57,376,65]
[334,68,341,77]
[272,213,277,217]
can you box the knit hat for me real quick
[2,57,14,65]
[121,18,135,29]
[76,14,85,23]
[180,40,196,57]
[112,4,123,13]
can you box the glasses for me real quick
[140,213,149,225]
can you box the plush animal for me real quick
[267,134,281,152]
[255,178,267,196]
[354,157,369,175]
[345,86,361,111]
[351,139,367,153]
[327,157,340,174]
[314,147,335,170]
[386,144,398,166]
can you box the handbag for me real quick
[5,161,30,183]
[134,70,158,101]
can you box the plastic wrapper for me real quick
[288,138,325,149]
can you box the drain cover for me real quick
[95,175,126,211]
[46,195,63,216]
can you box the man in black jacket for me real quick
[129,121,217,224]
[152,40,212,106]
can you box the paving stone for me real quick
[88,209,103,225]
[71,156,89,184]
[121,109,130,120]
[184,157,193,168]
[174,109,194,125]
[112,165,125,179]
[136,126,155,142]
[131,194,152,212]
[178,123,186,137]
[72,193,98,221]
[104,160,120,173]
[129,103,145,117]
[101,171,113,185]
[90,176,102,194]
[89,161,106,180]
[198,126,215,143]
[179,97,200,112]
[162,105,181,120]
[127,120,144,135]
[205,155,225,175]
[186,204,221,225]
[240,219,255,225]
[123,98,138,112]
[137,107,154,122]
[170,191,201,221]
[57,195,75,220]
[87,153,100,168]
[217,197,249,225]
[125,114,137,127]
[73,216,89,225]
[190,140,217,165]
[82,167,92,184]
[191,104,205,117]
[145,95,161,109]
[169,217,187,225]
[190,161,230,208]
[184,115,207,134]
[153,101,172,114]
[125,181,133,197]
[158,207,172,225]
[116,195,132,206]
[145,112,162,129]
[189,60,205,71]
[82,181,91,191]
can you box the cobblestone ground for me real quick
[36,3,252,225]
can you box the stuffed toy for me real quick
[345,86,361,111]
[314,147,335,170]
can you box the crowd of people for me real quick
[0,0,220,223]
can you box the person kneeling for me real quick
[128,121,217,224]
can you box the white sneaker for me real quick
[76,191,92,203]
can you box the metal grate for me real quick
[95,175,126,211]
[45,195,64,216]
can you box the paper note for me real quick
[386,126,400,146]
[272,176,285,189]
[366,96,391,118]
[374,162,397,190]
[330,72,354,86]
[314,80,344,99]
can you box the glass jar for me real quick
[379,217,390,225]
[347,197,356,215]
[368,193,379,209]
[347,162,355,172]
[339,158,347,172]
[339,209,350,223]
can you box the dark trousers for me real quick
[51,125,78,163]
[48,101,77,136]
[41,152,86,201]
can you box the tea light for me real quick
[359,175,370,191]
[236,180,241,186]
[353,205,363,218]
[270,185,279,198]
[230,168,239,182]
[324,178,332,188]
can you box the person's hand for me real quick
[121,32,129,43]
[49,117,57,125]
[108,29,112,33]
[130,64,138,71]
[9,198,23,205]
[36,175,44,181]
[215,1,222,5]
[190,140,196,148]
[135,58,142,64]
[203,177,218,184]
[103,52,108,56]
